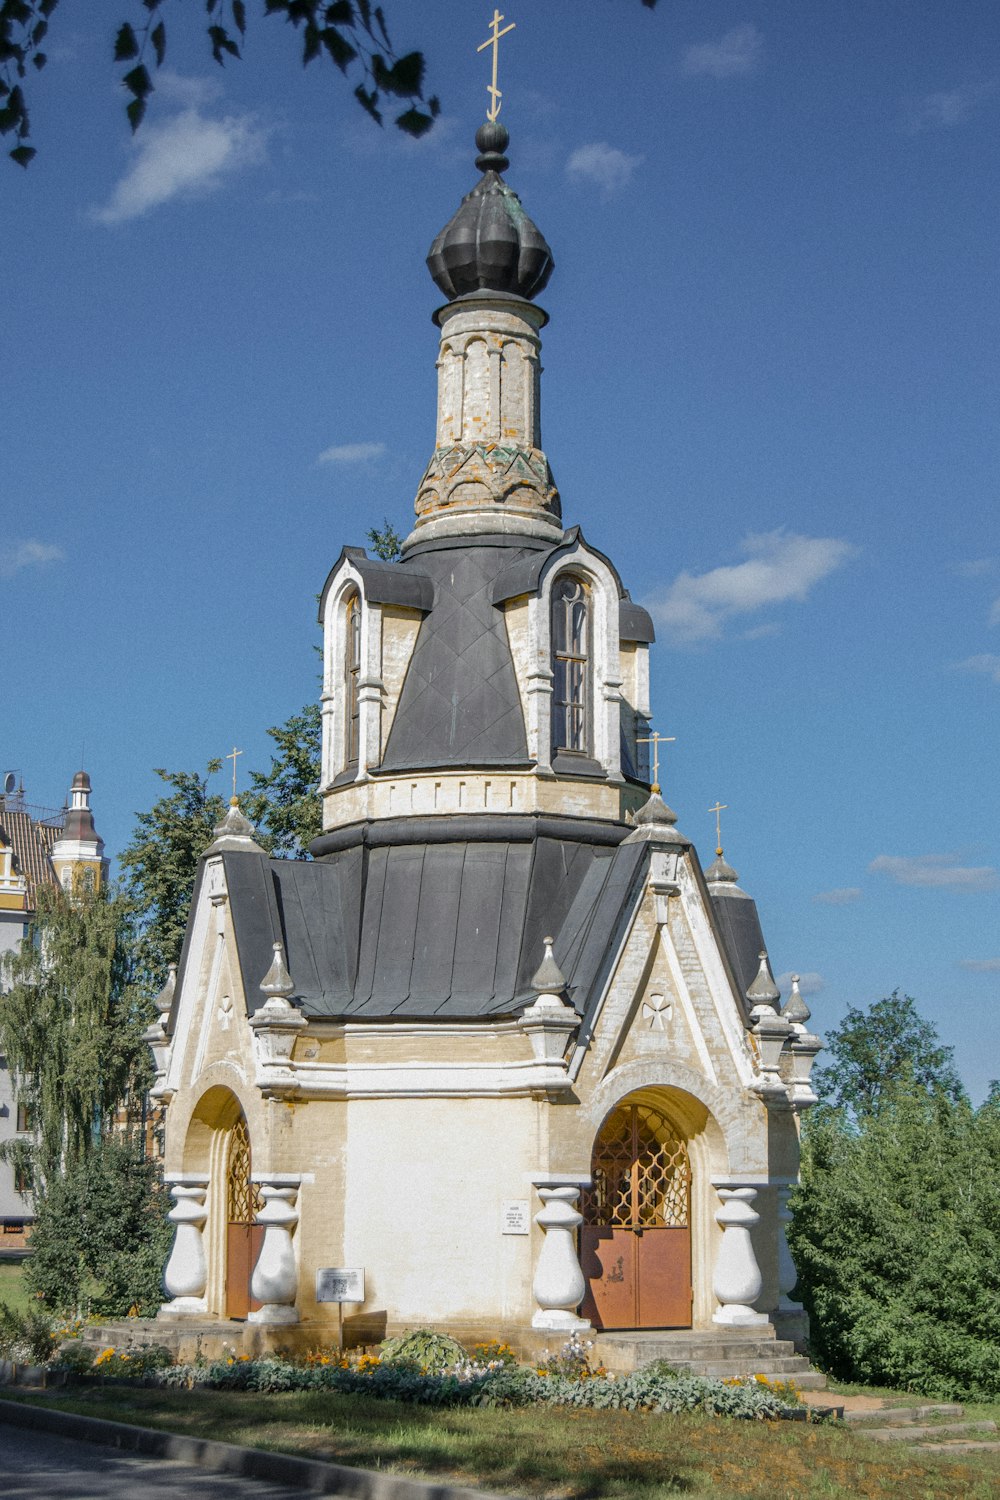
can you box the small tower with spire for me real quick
[50,770,108,894]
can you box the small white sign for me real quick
[501,1199,531,1235]
[316,1267,365,1303]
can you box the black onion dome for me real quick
[427,123,554,302]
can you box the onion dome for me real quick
[530,935,567,996]
[705,846,739,886]
[781,974,812,1027]
[206,796,265,856]
[427,123,554,301]
[746,950,781,1014]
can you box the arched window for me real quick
[551,575,590,755]
[345,592,362,766]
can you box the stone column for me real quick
[248,1178,300,1326]
[530,1185,591,1331]
[776,1185,802,1313]
[159,1174,209,1318]
[712,1187,769,1327]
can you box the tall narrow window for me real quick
[345,592,362,766]
[552,575,590,755]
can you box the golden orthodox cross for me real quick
[637,731,675,794]
[226,746,243,799]
[709,800,728,855]
[477,9,515,123]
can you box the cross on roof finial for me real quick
[637,730,676,795]
[226,745,243,801]
[709,800,728,856]
[477,8,516,123]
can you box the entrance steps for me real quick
[592,1328,828,1389]
[844,1402,1000,1452]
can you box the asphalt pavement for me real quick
[0,1421,310,1497]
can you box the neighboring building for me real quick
[151,122,821,1353]
[0,771,107,1245]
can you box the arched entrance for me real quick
[225,1112,265,1319]
[579,1097,692,1329]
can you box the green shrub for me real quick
[0,1301,56,1363]
[378,1329,468,1369]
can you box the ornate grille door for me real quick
[225,1115,265,1319]
[579,1101,693,1329]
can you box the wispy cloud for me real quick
[683,24,762,79]
[646,530,856,644]
[988,598,1000,627]
[317,442,386,466]
[0,539,65,579]
[566,143,642,197]
[777,971,824,997]
[904,81,996,133]
[92,92,267,225]
[814,887,862,906]
[959,958,1000,973]
[954,654,1000,685]
[953,557,997,578]
[870,854,999,892]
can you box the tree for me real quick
[812,990,965,1121]
[26,1133,172,1317]
[1,0,441,167]
[367,518,403,561]
[243,701,322,857]
[0,883,150,1195]
[119,762,228,995]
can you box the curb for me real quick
[0,1396,506,1499]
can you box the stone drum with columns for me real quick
[152,116,822,1362]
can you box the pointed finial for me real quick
[207,797,265,855]
[155,962,177,1015]
[531,935,567,995]
[747,950,781,1013]
[781,973,811,1027]
[260,940,295,1002]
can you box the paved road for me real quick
[0,1422,310,1497]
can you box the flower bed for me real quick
[50,1331,804,1421]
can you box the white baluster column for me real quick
[248,1177,301,1326]
[159,1174,209,1318]
[712,1186,769,1327]
[776,1184,803,1313]
[530,1185,591,1331]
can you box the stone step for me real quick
[597,1342,797,1366]
[597,1327,778,1347]
[863,1420,997,1444]
[844,1402,965,1427]
[669,1357,819,1380]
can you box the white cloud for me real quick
[646,529,856,644]
[959,958,1000,973]
[988,598,1000,627]
[955,653,1000,685]
[317,442,386,466]
[870,854,999,892]
[566,143,642,197]
[683,24,762,79]
[0,539,65,578]
[904,81,995,133]
[813,887,862,906]
[93,104,267,225]
[777,971,824,997]
[953,557,997,578]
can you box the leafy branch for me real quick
[2,0,440,168]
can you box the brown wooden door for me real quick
[580,1101,692,1330]
[225,1115,264,1319]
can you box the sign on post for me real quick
[316,1267,365,1350]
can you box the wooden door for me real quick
[225,1115,264,1320]
[579,1101,692,1330]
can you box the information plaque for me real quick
[501,1199,531,1235]
[316,1268,365,1303]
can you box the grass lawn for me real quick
[0,1262,33,1317]
[6,1384,1000,1500]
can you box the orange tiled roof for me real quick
[0,810,60,909]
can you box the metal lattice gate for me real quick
[580,1102,693,1329]
[225,1115,265,1319]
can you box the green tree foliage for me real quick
[813,990,965,1120]
[26,1134,172,1317]
[367,518,403,561]
[243,701,322,857]
[0,884,150,1194]
[789,995,1000,1399]
[1,0,441,166]
[119,762,228,994]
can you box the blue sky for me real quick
[5,1,998,1098]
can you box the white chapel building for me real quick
[150,120,822,1353]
